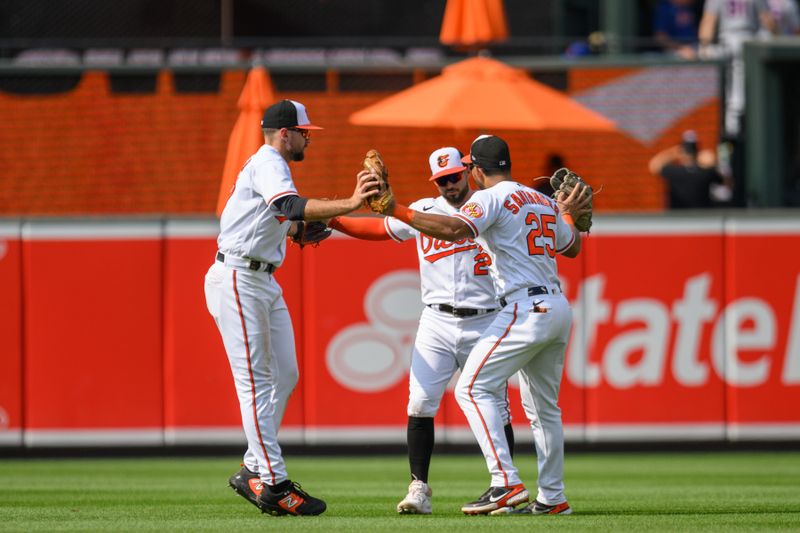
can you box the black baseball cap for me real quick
[261,99,323,130]
[461,135,511,171]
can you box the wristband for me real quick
[393,205,416,225]
[562,214,574,226]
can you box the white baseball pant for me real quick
[204,261,298,485]
[722,35,747,137]
[455,291,571,505]
[409,306,511,422]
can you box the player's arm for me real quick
[272,171,378,222]
[386,204,473,242]
[329,216,391,241]
[698,9,718,48]
[557,183,592,258]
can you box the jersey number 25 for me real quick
[525,212,556,257]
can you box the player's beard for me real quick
[290,147,305,162]
[444,185,469,206]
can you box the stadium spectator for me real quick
[649,130,731,208]
[699,0,776,137]
[764,0,800,34]
[564,31,608,57]
[653,0,701,59]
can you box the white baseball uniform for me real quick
[204,143,299,486]
[703,0,771,135]
[452,180,575,505]
[385,197,511,422]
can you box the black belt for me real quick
[499,286,549,307]
[428,304,497,318]
[216,251,277,274]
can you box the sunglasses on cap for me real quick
[434,173,463,187]
[287,127,311,140]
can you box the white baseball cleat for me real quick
[396,480,433,514]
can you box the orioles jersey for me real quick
[385,196,498,310]
[453,181,574,298]
[217,144,297,266]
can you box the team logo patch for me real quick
[461,202,484,218]
[437,154,450,167]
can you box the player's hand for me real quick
[349,170,380,209]
[557,181,592,219]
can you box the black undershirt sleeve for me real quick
[273,194,308,221]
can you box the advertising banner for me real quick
[4,215,799,447]
[21,221,164,446]
[0,221,22,446]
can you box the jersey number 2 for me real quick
[525,212,556,257]
[473,252,491,276]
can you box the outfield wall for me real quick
[1,214,799,448]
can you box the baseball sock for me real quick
[407,416,434,483]
[504,423,515,458]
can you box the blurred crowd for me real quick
[567,0,799,209]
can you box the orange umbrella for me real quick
[440,0,509,47]
[350,57,616,132]
[216,66,276,217]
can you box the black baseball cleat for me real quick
[256,480,327,516]
[228,466,262,508]
[511,499,572,515]
[461,484,529,515]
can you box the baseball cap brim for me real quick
[429,166,467,181]
[294,124,323,130]
[460,154,472,164]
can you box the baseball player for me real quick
[378,135,591,516]
[329,147,515,515]
[204,99,378,517]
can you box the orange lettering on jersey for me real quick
[503,199,519,214]
[420,234,433,253]
[424,244,479,263]
[421,234,473,251]
[505,189,554,215]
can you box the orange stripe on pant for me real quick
[233,270,275,485]
[466,303,518,487]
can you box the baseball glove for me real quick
[362,149,394,215]
[550,167,593,233]
[290,221,332,248]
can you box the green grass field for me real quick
[1,452,799,531]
